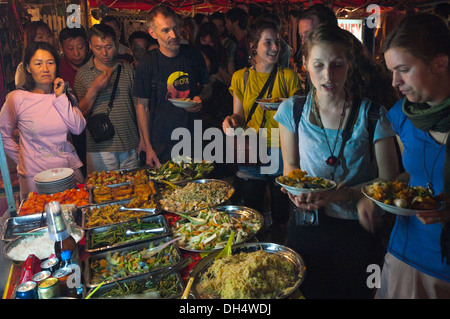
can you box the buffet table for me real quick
[1,163,306,300]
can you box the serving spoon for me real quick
[118,206,157,213]
[125,227,165,236]
[142,236,181,258]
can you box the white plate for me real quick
[33,168,75,183]
[276,176,336,195]
[168,98,199,109]
[256,98,286,109]
[361,188,437,216]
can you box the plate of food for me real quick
[276,169,336,195]
[168,98,200,108]
[190,242,306,299]
[362,180,441,216]
[256,97,286,109]
[172,205,263,252]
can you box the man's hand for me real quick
[93,70,111,92]
[146,147,161,167]
[184,96,203,113]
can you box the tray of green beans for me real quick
[85,214,170,254]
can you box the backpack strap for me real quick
[148,48,159,113]
[367,101,381,162]
[293,95,307,136]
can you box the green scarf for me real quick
[402,98,450,193]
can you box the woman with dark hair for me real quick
[15,20,55,89]
[0,42,86,200]
[222,18,302,242]
[359,13,450,298]
[274,23,399,298]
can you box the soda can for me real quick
[38,277,61,299]
[32,270,52,285]
[53,267,77,298]
[40,257,59,273]
[15,281,38,299]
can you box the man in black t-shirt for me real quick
[133,5,210,165]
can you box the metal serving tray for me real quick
[189,242,306,299]
[84,271,186,299]
[1,205,83,242]
[4,226,85,263]
[159,179,235,214]
[84,214,171,254]
[85,166,151,188]
[82,198,161,230]
[83,236,183,288]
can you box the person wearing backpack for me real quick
[274,24,399,298]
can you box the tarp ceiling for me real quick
[88,0,441,14]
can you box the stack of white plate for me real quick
[33,168,77,194]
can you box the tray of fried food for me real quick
[18,188,89,216]
[90,180,157,204]
[85,167,150,188]
[82,195,160,230]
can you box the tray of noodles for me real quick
[362,180,441,216]
[190,242,306,299]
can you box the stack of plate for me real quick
[33,168,77,194]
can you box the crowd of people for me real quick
[0,3,449,299]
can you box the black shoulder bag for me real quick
[233,66,278,165]
[87,64,122,143]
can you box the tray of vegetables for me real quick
[147,158,214,184]
[85,214,170,253]
[172,205,263,252]
[84,236,182,288]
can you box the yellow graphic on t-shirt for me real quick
[167,71,190,99]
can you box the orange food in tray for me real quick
[19,188,89,216]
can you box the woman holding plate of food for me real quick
[358,13,450,298]
[274,24,400,298]
[221,17,302,241]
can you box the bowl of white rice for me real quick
[4,226,84,262]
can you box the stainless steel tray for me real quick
[84,271,186,299]
[82,198,161,230]
[84,214,171,254]
[1,205,82,242]
[172,205,264,253]
[84,236,183,288]
[159,179,235,213]
[189,242,306,299]
[85,166,151,188]
[4,226,85,262]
